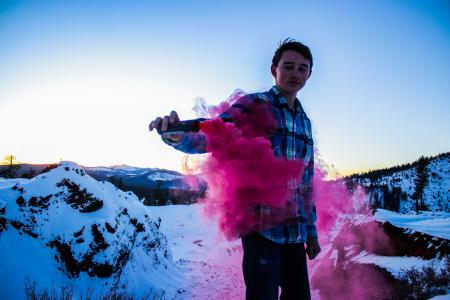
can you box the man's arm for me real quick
[305,155,321,259]
[149,111,208,154]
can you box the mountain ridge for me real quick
[0,162,184,299]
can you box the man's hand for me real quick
[149,111,183,142]
[306,237,321,260]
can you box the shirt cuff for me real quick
[307,226,318,239]
[307,209,318,238]
[162,134,187,147]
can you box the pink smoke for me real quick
[309,166,395,299]
[312,167,354,239]
[194,91,394,298]
[198,94,304,240]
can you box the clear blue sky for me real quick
[1,0,449,175]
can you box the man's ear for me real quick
[271,65,277,78]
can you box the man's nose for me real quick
[290,72,300,79]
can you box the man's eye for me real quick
[284,66,294,70]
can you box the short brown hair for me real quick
[272,38,313,71]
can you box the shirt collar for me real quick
[270,85,304,114]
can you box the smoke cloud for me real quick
[198,92,304,240]
[189,91,394,298]
[310,166,394,299]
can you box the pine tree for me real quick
[412,156,429,212]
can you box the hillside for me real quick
[345,152,449,213]
[0,162,184,299]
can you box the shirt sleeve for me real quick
[307,206,318,239]
[162,133,208,154]
[306,154,318,239]
[159,95,253,154]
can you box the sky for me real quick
[0,0,449,176]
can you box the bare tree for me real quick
[0,154,20,178]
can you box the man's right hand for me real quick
[149,111,184,142]
[306,237,321,260]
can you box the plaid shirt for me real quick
[163,86,318,244]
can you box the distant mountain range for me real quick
[1,151,448,211]
[0,163,207,206]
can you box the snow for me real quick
[0,162,183,299]
[374,209,450,239]
[329,249,338,269]
[0,228,66,299]
[146,204,245,299]
[0,163,245,299]
[429,294,450,300]
[109,165,143,172]
[356,154,449,213]
[85,166,113,172]
[1,160,448,299]
[350,250,443,277]
[147,172,181,181]
[0,177,29,188]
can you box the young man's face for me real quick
[271,50,311,97]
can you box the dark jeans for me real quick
[242,233,311,300]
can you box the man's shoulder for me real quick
[228,89,274,115]
[239,89,274,105]
[249,88,273,100]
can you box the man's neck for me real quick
[277,86,297,110]
[286,96,296,110]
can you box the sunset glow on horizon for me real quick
[1,0,449,176]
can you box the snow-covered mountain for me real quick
[1,163,199,190]
[346,152,449,213]
[0,162,185,299]
[86,165,187,188]
[306,152,450,299]
[0,163,207,206]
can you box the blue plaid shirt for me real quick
[163,86,318,244]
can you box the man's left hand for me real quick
[306,237,321,260]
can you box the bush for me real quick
[25,279,73,300]
[392,259,449,299]
[24,278,167,300]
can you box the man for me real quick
[149,39,320,300]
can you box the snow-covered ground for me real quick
[375,208,450,239]
[351,251,446,277]
[1,161,448,299]
[0,163,183,299]
[0,164,244,299]
[146,205,245,299]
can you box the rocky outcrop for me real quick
[379,221,449,259]
[56,178,103,213]
[0,162,174,289]
[311,214,449,300]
